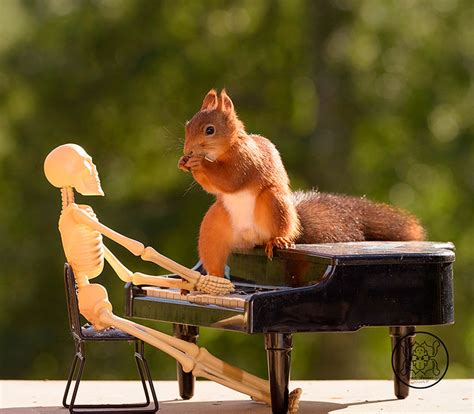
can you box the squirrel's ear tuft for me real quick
[201,89,218,111]
[220,89,234,114]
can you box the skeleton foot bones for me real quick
[45,144,300,412]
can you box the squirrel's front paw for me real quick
[178,155,191,172]
[184,154,205,171]
[265,237,296,259]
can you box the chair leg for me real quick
[134,340,159,413]
[173,324,199,400]
[63,341,159,413]
[390,326,416,399]
[63,352,78,407]
[265,332,293,414]
[63,347,86,412]
[63,346,85,409]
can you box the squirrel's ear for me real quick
[201,89,218,111]
[220,89,234,114]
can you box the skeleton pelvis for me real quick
[78,283,113,330]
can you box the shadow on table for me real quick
[0,397,398,413]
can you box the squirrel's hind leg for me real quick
[255,189,300,259]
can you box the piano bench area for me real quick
[124,241,455,414]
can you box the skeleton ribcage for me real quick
[60,206,104,279]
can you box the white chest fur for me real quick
[221,190,269,246]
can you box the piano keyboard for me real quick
[144,287,247,309]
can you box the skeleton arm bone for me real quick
[103,245,195,290]
[72,208,145,256]
[72,207,234,295]
[141,246,234,295]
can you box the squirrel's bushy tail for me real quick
[292,191,425,244]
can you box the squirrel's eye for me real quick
[205,125,215,136]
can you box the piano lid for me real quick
[232,241,455,268]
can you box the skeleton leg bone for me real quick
[74,247,300,409]
[101,309,303,412]
[101,311,271,403]
[78,284,271,403]
[103,245,195,290]
[106,317,268,392]
[99,250,301,409]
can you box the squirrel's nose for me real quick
[183,140,193,154]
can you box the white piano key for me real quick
[143,287,246,309]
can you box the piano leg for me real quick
[173,324,199,400]
[390,326,416,399]
[265,332,293,414]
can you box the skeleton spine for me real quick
[61,187,75,210]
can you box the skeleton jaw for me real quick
[75,167,104,196]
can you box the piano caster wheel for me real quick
[390,326,416,399]
[174,324,199,400]
[265,332,293,414]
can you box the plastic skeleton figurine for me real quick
[44,143,301,412]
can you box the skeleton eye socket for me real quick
[205,125,215,136]
[83,159,93,172]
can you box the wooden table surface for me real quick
[1,379,472,413]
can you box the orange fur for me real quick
[254,187,300,257]
[198,200,233,277]
[293,191,425,243]
[180,89,426,276]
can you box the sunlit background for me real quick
[0,0,472,381]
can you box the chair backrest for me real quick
[64,263,83,339]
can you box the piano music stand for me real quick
[63,263,159,413]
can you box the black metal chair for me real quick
[62,263,159,413]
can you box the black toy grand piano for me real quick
[124,241,455,414]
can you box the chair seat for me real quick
[80,323,135,340]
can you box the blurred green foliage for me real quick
[0,0,472,381]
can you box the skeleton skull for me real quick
[44,144,104,196]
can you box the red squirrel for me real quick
[178,89,425,277]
